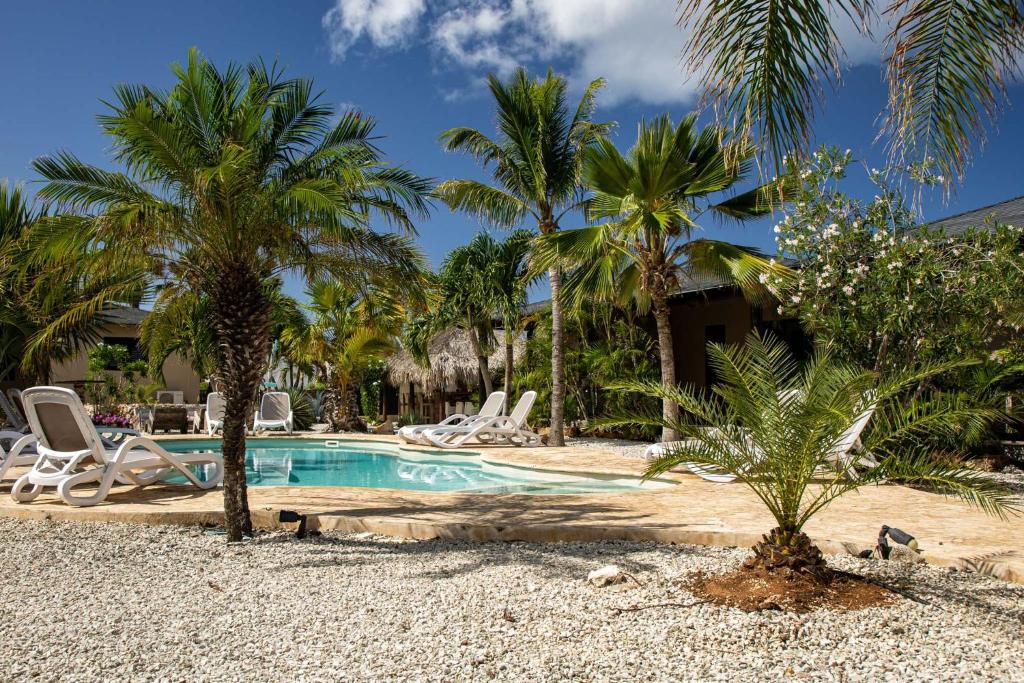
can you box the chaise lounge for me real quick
[11,386,223,507]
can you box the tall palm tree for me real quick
[437,68,612,446]
[33,50,431,540]
[679,0,1024,188]
[534,114,791,441]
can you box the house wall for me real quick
[668,292,754,388]
[49,323,202,402]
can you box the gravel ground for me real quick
[2,518,1021,682]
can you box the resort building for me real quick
[48,304,202,402]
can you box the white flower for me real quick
[773,225,781,233]
[777,305,784,315]
[791,295,802,304]
[758,273,769,284]
[843,285,855,296]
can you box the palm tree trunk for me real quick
[504,335,514,415]
[210,265,271,542]
[548,267,566,446]
[467,327,493,397]
[652,290,679,442]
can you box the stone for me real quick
[587,564,627,587]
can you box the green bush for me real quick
[282,388,315,431]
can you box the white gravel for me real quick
[2,518,1021,682]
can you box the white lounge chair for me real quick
[206,392,226,436]
[398,391,506,445]
[423,391,540,449]
[0,390,27,432]
[0,430,37,481]
[252,391,293,433]
[11,386,223,507]
[827,397,878,478]
[645,391,877,483]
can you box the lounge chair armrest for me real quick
[109,435,173,463]
[438,413,468,426]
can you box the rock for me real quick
[587,564,627,587]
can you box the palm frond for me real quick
[883,0,1024,186]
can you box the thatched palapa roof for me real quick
[388,328,524,392]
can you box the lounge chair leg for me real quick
[57,467,113,507]
[11,474,43,502]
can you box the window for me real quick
[101,337,144,370]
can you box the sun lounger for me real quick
[423,391,539,449]
[206,392,226,436]
[0,390,27,432]
[10,386,222,507]
[398,391,506,445]
[0,430,37,481]
[252,391,293,433]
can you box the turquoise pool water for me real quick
[161,438,656,494]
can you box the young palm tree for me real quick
[280,279,405,430]
[431,230,535,405]
[141,289,219,383]
[33,50,431,540]
[614,332,1016,582]
[491,229,535,406]
[437,68,612,446]
[534,114,792,441]
[679,0,1024,187]
[436,234,501,397]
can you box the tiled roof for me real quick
[928,195,1024,236]
[98,304,149,326]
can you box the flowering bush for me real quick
[91,412,133,429]
[767,147,1024,375]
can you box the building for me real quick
[49,305,202,403]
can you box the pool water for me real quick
[161,439,659,494]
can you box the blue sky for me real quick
[2,1,1021,302]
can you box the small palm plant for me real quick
[613,332,1017,582]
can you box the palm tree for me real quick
[280,279,405,430]
[437,68,612,446]
[0,182,143,383]
[615,332,1016,582]
[491,229,535,406]
[679,0,1024,188]
[436,234,501,397]
[534,114,791,441]
[141,289,219,383]
[33,50,431,541]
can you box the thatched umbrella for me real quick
[387,327,524,393]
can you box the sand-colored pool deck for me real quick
[1,433,1022,584]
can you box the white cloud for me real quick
[322,0,426,61]
[322,0,887,105]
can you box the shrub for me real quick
[768,147,1024,375]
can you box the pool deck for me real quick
[2,433,1022,584]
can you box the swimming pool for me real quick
[161,438,664,494]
